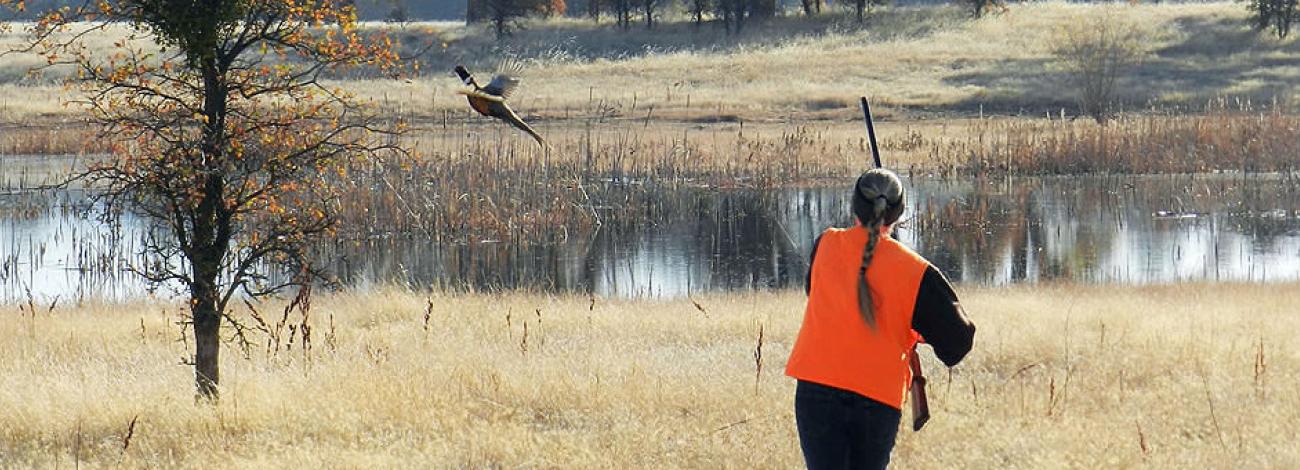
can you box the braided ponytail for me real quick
[856,196,889,328]
[850,170,905,330]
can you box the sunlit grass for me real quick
[1,282,1296,467]
[2,2,1297,124]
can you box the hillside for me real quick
[411,1,1298,122]
[2,2,1296,125]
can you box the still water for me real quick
[3,163,1300,302]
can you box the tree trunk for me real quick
[190,175,227,400]
[193,284,221,399]
[194,58,230,400]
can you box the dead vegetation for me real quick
[0,283,1296,467]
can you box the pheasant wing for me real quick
[482,74,521,101]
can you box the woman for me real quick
[785,169,976,469]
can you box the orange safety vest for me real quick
[785,226,930,410]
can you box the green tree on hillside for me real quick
[1246,0,1298,39]
[0,0,405,398]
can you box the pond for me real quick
[3,155,1299,302]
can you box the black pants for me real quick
[794,380,902,470]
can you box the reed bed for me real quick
[0,282,1296,467]
[0,125,95,156]
[333,120,869,244]
[944,101,1300,176]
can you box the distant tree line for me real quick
[463,0,970,34]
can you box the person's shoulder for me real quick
[881,236,930,268]
[818,226,855,241]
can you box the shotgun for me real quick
[860,97,930,432]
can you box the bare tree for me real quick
[1,0,405,398]
[467,0,567,37]
[1052,10,1148,124]
[470,0,527,38]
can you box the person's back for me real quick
[785,169,976,470]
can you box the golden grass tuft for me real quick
[1,282,1297,467]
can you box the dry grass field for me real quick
[1,282,1297,468]
[3,3,1297,177]
[402,2,1300,121]
[2,2,1297,125]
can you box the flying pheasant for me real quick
[454,65,545,147]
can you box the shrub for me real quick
[1051,10,1149,124]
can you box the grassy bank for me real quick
[3,2,1297,124]
[2,283,1297,467]
[3,3,1298,179]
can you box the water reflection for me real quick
[302,174,1300,294]
[4,172,1300,302]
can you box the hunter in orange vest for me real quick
[786,169,975,469]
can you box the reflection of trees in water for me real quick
[320,187,811,296]
[21,175,1300,301]
[909,179,1043,284]
[584,188,804,296]
[1222,176,1300,253]
[907,177,1154,285]
[315,174,1300,294]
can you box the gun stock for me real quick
[909,349,930,431]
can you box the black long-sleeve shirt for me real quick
[806,235,975,367]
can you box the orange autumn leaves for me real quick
[2,0,408,290]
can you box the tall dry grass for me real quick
[929,99,1300,176]
[0,282,1297,467]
